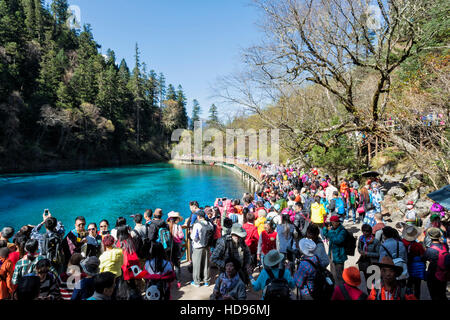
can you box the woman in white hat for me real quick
[250,249,295,300]
[167,211,185,289]
[293,238,318,300]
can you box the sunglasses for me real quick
[37,270,49,275]
[88,228,96,231]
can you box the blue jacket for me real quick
[322,224,348,264]
[251,267,295,300]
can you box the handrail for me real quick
[173,156,264,184]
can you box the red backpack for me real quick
[430,245,450,282]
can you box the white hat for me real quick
[299,238,317,257]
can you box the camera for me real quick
[44,209,49,214]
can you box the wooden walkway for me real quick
[172,156,264,184]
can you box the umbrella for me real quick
[361,171,380,177]
[427,184,450,211]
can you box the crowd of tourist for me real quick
[0,163,449,301]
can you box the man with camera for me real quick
[61,216,88,269]
[30,209,65,273]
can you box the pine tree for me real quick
[51,0,68,26]
[34,0,44,41]
[22,0,36,39]
[208,104,219,125]
[166,84,177,101]
[70,25,100,104]
[96,63,121,120]
[190,99,201,130]
[129,43,145,147]
[158,73,166,107]
[176,85,188,129]
[37,40,67,103]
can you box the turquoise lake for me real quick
[0,163,248,233]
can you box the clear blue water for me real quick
[0,163,248,233]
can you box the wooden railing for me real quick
[173,156,264,184]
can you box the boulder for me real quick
[387,186,406,200]
[415,199,434,218]
[390,211,404,222]
[403,190,419,204]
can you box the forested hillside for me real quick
[0,0,189,172]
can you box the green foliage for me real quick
[190,99,201,130]
[0,1,189,170]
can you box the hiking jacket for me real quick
[311,203,326,224]
[251,267,295,298]
[99,248,124,277]
[211,236,251,270]
[323,224,348,264]
[357,236,380,264]
[313,239,330,268]
[147,219,169,242]
[379,238,407,264]
[213,274,247,300]
[243,223,259,254]
[276,223,296,254]
[0,258,14,300]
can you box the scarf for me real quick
[219,272,240,296]
[360,235,375,253]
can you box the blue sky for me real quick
[46,0,263,119]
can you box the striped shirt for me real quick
[12,255,56,285]
[58,271,87,300]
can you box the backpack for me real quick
[349,192,356,205]
[198,221,215,248]
[294,213,310,239]
[302,258,335,300]
[157,227,172,250]
[137,224,152,259]
[381,241,409,280]
[430,245,450,282]
[303,197,314,216]
[335,198,345,215]
[339,284,367,300]
[144,261,170,300]
[263,266,291,300]
[343,229,357,256]
[41,232,64,267]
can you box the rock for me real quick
[415,199,434,218]
[404,190,419,204]
[390,211,404,222]
[387,186,406,200]
[406,177,422,190]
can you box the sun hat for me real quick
[230,224,247,238]
[263,249,285,268]
[330,215,340,223]
[427,227,442,240]
[80,256,100,277]
[342,266,362,287]
[402,224,421,242]
[407,201,414,206]
[299,238,316,257]
[168,211,183,222]
[374,256,403,277]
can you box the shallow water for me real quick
[0,163,248,232]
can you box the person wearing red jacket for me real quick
[331,266,367,300]
[257,221,277,265]
[243,212,259,270]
